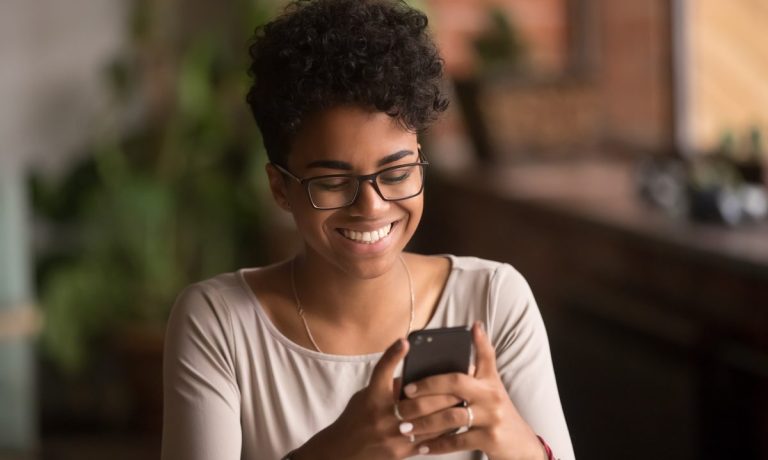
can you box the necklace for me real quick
[289,255,415,353]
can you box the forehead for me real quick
[289,106,418,168]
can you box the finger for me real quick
[416,429,485,456]
[392,377,402,400]
[402,372,478,401]
[396,394,463,420]
[412,432,442,444]
[399,433,439,458]
[369,338,409,395]
[473,321,498,379]
[408,406,473,437]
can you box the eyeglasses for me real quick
[273,153,429,210]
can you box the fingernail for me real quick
[394,339,403,350]
[399,422,413,434]
[419,445,430,455]
[404,384,417,396]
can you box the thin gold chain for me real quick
[290,255,415,353]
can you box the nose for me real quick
[348,179,388,216]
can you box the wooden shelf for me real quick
[416,158,768,460]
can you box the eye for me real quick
[313,177,352,191]
[380,168,412,185]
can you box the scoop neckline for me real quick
[236,254,457,363]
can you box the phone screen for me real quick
[399,326,473,400]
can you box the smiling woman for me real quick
[160,1,574,460]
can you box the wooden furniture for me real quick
[414,159,768,460]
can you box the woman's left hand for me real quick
[398,322,546,460]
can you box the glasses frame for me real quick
[273,149,430,210]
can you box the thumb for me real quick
[369,338,409,396]
[473,321,498,379]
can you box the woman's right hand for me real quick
[291,338,463,460]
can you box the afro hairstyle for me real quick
[246,0,449,165]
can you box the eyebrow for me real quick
[305,150,414,170]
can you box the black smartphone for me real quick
[399,326,473,400]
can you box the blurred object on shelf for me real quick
[472,7,528,75]
[480,78,598,159]
[448,1,676,164]
[635,127,767,226]
[453,6,528,163]
[738,127,766,185]
[634,154,689,218]
[425,0,569,80]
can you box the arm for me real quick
[398,264,575,459]
[489,264,575,460]
[161,284,242,460]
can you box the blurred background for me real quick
[1,0,766,459]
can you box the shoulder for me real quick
[405,253,527,287]
[167,270,255,337]
[445,255,531,297]
[439,255,537,335]
[173,271,244,312]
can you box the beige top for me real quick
[161,255,575,460]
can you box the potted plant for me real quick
[31,0,273,432]
[452,7,527,162]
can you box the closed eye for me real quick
[380,172,410,185]
[313,177,352,191]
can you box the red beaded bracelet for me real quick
[536,435,555,460]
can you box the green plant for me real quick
[473,7,527,74]
[32,0,275,373]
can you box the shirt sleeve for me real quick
[161,283,242,460]
[487,264,575,460]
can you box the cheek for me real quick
[404,197,424,233]
[285,194,321,235]
[290,204,336,244]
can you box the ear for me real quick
[265,163,292,212]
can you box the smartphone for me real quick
[399,326,473,400]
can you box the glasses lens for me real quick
[305,164,426,209]
[377,164,424,200]
[307,176,357,209]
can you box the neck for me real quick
[291,251,411,330]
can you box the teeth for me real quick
[342,223,393,244]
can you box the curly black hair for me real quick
[246,0,449,165]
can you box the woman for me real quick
[161,0,574,459]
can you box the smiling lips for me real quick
[340,222,394,244]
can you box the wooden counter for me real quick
[415,159,768,460]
